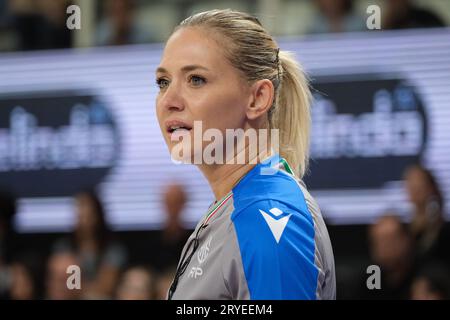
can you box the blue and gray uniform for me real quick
[169,155,336,300]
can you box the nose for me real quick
[158,82,185,112]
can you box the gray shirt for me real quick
[169,156,336,300]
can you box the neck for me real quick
[386,258,412,286]
[77,231,95,243]
[197,146,273,201]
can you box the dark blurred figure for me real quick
[155,266,176,300]
[7,252,43,300]
[52,190,127,299]
[9,0,72,51]
[410,262,450,300]
[0,190,17,299]
[309,0,366,34]
[95,0,154,46]
[0,0,14,51]
[115,265,155,300]
[0,0,8,26]
[358,215,416,299]
[45,251,80,300]
[9,261,35,299]
[404,164,450,266]
[151,183,190,272]
[0,190,17,264]
[384,0,445,29]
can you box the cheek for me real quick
[155,97,163,127]
[194,92,246,132]
[155,97,169,141]
[406,181,421,199]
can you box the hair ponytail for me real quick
[271,51,311,178]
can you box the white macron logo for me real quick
[259,208,291,243]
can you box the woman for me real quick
[52,191,127,299]
[404,164,448,265]
[155,9,335,300]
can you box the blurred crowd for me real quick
[0,182,189,300]
[0,0,447,52]
[356,165,450,300]
[1,163,449,300]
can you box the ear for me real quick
[246,79,274,120]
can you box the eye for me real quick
[189,75,206,87]
[156,77,170,90]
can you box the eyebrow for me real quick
[156,65,210,74]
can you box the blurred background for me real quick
[0,0,449,300]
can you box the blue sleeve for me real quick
[231,199,319,300]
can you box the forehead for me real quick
[159,27,227,71]
[372,218,402,236]
[406,167,426,182]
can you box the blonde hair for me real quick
[175,9,311,178]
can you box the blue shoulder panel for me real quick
[231,157,319,299]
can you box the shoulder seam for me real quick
[231,197,311,222]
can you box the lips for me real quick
[165,119,193,139]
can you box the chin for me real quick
[168,143,196,164]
